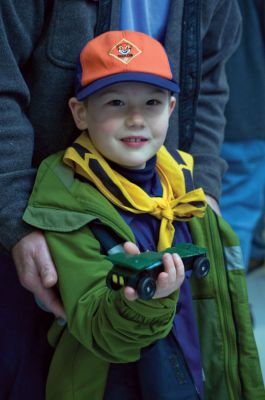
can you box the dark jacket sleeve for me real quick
[191,0,241,200]
[0,0,46,250]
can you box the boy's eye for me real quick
[146,99,162,106]
[108,100,124,106]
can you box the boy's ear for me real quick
[169,96,176,116]
[68,97,88,130]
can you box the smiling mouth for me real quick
[120,137,148,142]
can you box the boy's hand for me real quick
[11,230,66,319]
[123,242,185,301]
[152,253,185,298]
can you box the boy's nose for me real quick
[125,109,145,128]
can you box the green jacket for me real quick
[23,152,264,400]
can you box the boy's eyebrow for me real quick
[97,89,121,97]
[151,88,169,95]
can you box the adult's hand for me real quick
[11,230,66,319]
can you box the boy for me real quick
[24,30,207,399]
[23,31,264,399]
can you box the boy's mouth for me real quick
[120,137,148,143]
[120,136,148,148]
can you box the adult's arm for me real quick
[0,0,64,314]
[191,0,242,201]
[0,0,46,249]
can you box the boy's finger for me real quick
[162,253,176,282]
[172,253,185,283]
[124,286,138,301]
[123,242,140,255]
[156,271,170,288]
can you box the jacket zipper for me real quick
[207,210,240,399]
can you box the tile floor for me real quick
[246,264,265,383]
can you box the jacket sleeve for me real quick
[0,0,46,250]
[45,226,178,363]
[191,0,242,201]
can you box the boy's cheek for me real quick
[99,119,121,135]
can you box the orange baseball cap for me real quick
[75,30,180,100]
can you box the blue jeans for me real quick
[220,140,265,269]
[0,253,53,399]
[104,332,200,400]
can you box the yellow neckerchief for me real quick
[63,132,207,251]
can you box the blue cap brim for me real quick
[76,72,180,100]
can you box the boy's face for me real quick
[69,82,176,169]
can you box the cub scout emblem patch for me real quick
[109,39,142,64]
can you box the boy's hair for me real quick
[75,30,180,100]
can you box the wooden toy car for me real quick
[106,243,210,300]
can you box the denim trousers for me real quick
[221,139,265,269]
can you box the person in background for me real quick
[0,1,241,398]
[220,0,265,270]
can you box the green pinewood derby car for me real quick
[106,243,210,300]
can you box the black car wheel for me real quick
[193,256,210,279]
[137,275,156,300]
